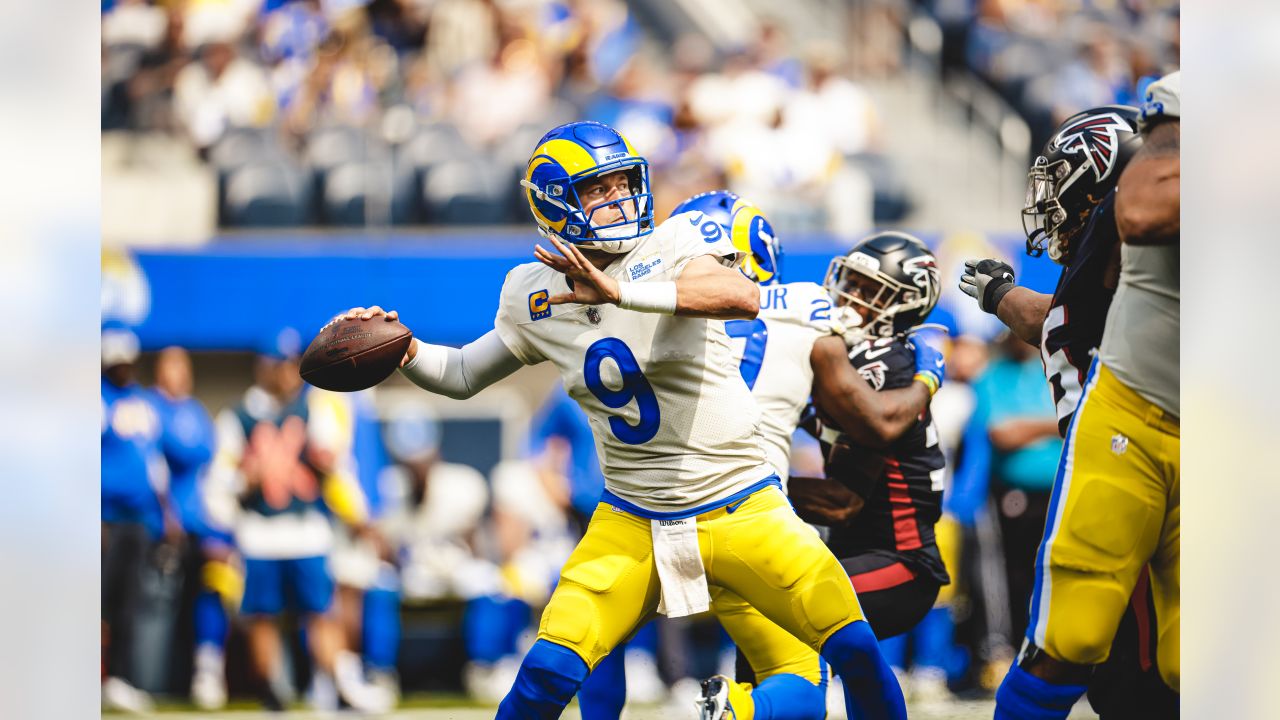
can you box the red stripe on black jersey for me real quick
[885,460,923,551]
[849,561,917,594]
[814,336,949,585]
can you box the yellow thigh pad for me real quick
[536,504,660,668]
[1033,366,1179,668]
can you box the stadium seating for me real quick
[306,125,392,226]
[423,158,511,225]
[223,162,310,227]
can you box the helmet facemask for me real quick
[522,161,653,254]
[824,253,925,339]
[573,166,649,246]
[1022,156,1083,264]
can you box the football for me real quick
[299,315,413,392]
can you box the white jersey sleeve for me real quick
[730,281,835,486]
[494,266,552,366]
[662,210,745,272]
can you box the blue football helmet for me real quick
[670,190,782,286]
[521,121,654,254]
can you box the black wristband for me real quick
[988,279,1014,314]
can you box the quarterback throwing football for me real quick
[343,121,906,719]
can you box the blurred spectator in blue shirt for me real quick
[101,323,172,713]
[153,347,218,539]
[970,332,1062,647]
[150,346,237,710]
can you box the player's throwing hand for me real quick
[340,305,416,366]
[534,234,622,306]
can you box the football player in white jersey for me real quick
[341,122,907,719]
[663,192,946,720]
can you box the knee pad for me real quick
[202,559,244,610]
[496,640,589,720]
[1040,603,1119,668]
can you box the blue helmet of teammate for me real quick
[670,190,782,286]
[521,121,654,254]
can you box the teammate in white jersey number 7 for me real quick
[663,192,946,720]
[340,121,907,719]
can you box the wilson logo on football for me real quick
[1052,112,1132,182]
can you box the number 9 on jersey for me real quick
[583,337,661,444]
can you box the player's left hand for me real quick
[959,258,1016,315]
[535,235,621,306]
[906,325,947,396]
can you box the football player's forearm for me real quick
[398,330,522,400]
[672,261,759,319]
[996,287,1051,346]
[1117,165,1180,245]
[810,335,925,447]
[670,271,757,316]
[816,381,928,448]
[1117,121,1180,246]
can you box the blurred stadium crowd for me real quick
[101,0,1176,233]
[102,0,900,231]
[931,0,1179,148]
[99,0,1179,715]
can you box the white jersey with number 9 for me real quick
[494,212,775,515]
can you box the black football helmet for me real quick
[1023,105,1143,263]
[823,231,940,338]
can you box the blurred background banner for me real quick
[115,232,1062,350]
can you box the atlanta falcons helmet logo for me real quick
[1051,112,1132,183]
[902,255,939,296]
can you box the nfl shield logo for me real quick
[1110,434,1129,455]
[586,307,601,325]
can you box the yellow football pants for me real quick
[1029,362,1179,691]
[713,586,824,686]
[536,485,864,675]
[714,513,965,702]
[934,513,962,606]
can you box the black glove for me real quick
[959,258,1016,315]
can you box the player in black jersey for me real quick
[959,105,1177,718]
[788,231,950,641]
[961,105,1142,434]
